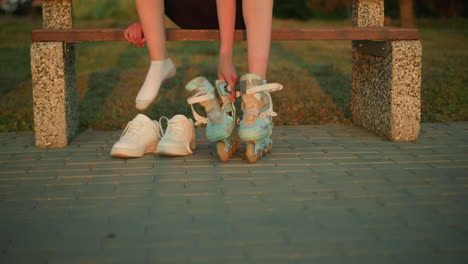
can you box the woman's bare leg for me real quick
[242,0,273,79]
[216,0,238,100]
[134,0,175,110]
[135,0,168,60]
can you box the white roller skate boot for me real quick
[186,76,240,162]
[238,73,283,163]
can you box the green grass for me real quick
[0,15,467,132]
[74,0,137,22]
[418,19,468,122]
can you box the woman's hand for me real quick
[124,22,145,48]
[218,53,237,102]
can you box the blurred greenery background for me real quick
[0,0,467,132]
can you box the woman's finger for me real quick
[130,29,139,46]
[230,89,236,102]
[124,28,131,42]
[127,28,134,44]
[229,75,237,101]
[228,79,235,101]
[140,30,146,47]
[135,26,143,47]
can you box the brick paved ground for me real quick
[0,122,467,264]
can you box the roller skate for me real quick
[238,73,283,163]
[185,77,240,162]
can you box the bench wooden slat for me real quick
[31,27,419,42]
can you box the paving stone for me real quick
[392,252,468,264]
[1,123,468,262]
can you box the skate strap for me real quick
[244,83,283,95]
[239,79,264,95]
[260,92,278,119]
[186,91,215,126]
[239,79,283,94]
[186,91,216,105]
[189,105,208,126]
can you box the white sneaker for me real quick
[110,114,161,158]
[155,115,196,156]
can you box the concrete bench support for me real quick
[351,0,422,141]
[31,0,78,147]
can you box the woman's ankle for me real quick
[149,49,169,61]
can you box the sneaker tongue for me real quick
[165,115,189,136]
[170,114,187,122]
[133,113,152,124]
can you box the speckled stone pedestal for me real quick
[31,0,77,147]
[31,42,78,147]
[42,0,73,29]
[352,0,384,27]
[351,41,422,141]
[351,0,422,142]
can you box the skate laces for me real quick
[243,83,283,120]
[242,95,261,121]
[120,120,145,140]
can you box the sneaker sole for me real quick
[111,144,158,158]
[155,144,194,156]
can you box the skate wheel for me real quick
[246,143,257,164]
[229,132,241,156]
[217,142,230,162]
[231,138,241,155]
[232,143,240,155]
[266,144,273,154]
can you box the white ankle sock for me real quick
[135,58,176,110]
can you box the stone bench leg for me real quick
[351,0,422,141]
[31,42,78,147]
[31,0,77,147]
[351,40,422,141]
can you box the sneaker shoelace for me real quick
[158,116,185,138]
[120,120,146,140]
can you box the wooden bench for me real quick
[31,0,43,7]
[31,0,422,147]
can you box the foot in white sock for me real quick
[135,58,176,111]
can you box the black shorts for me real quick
[165,0,245,29]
